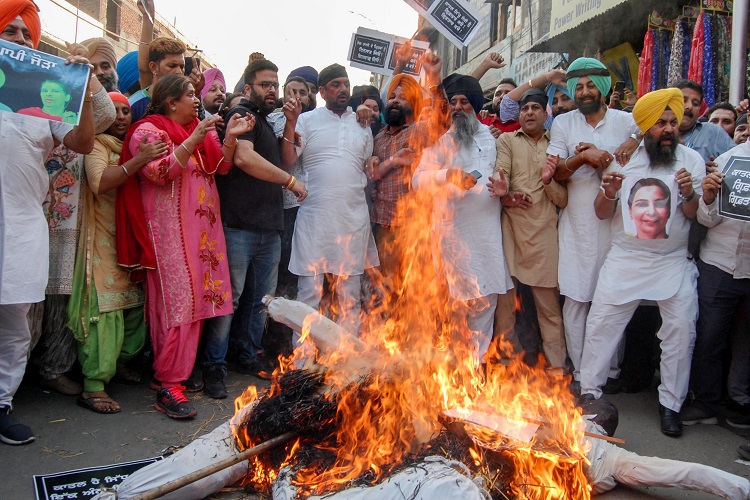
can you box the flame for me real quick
[232,102,590,498]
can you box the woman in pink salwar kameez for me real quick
[118,75,254,419]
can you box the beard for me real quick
[249,87,276,116]
[575,91,602,115]
[99,72,118,93]
[384,102,411,127]
[452,110,480,149]
[644,133,678,168]
[553,106,572,117]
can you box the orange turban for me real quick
[0,0,41,49]
[632,88,685,134]
[387,74,424,119]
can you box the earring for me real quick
[171,106,176,111]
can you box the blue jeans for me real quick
[202,227,280,367]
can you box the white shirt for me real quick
[413,125,512,301]
[594,144,705,305]
[0,112,72,304]
[289,106,377,276]
[547,108,639,302]
[698,140,750,279]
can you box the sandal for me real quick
[77,395,121,414]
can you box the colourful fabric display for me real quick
[638,28,654,98]
[687,11,705,84]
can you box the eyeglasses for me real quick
[253,81,280,91]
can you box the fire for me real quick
[232,101,591,498]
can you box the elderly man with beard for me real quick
[579,88,705,437]
[369,56,447,286]
[200,59,307,397]
[493,88,568,371]
[280,63,377,345]
[413,74,513,363]
[546,57,640,391]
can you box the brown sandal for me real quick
[77,395,121,414]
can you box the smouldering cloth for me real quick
[442,73,484,114]
[81,37,117,70]
[201,68,225,100]
[116,51,139,94]
[317,63,347,88]
[519,87,548,108]
[108,91,129,107]
[565,57,611,98]
[0,0,41,48]
[387,74,424,119]
[632,88,684,134]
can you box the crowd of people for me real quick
[1,3,749,478]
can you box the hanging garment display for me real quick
[702,12,715,106]
[687,11,705,84]
[638,28,654,98]
[667,20,685,87]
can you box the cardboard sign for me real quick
[33,457,162,500]
[0,38,90,126]
[404,0,481,48]
[719,156,750,222]
[348,28,429,77]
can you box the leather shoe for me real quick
[659,404,682,437]
[40,375,82,396]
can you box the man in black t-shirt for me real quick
[201,59,306,398]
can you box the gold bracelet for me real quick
[563,156,573,172]
[83,91,93,103]
[286,176,297,190]
[528,80,533,89]
[223,137,238,148]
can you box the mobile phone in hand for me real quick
[614,81,626,95]
[184,57,201,76]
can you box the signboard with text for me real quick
[348,28,428,77]
[719,156,750,222]
[404,0,482,48]
[510,51,567,87]
[549,0,628,38]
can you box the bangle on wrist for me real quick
[281,135,295,145]
[283,175,297,190]
[528,80,533,89]
[600,186,619,201]
[223,137,238,148]
[180,143,192,156]
[679,190,696,202]
[121,164,130,176]
[563,156,573,173]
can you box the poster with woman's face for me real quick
[621,175,678,240]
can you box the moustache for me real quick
[684,110,694,118]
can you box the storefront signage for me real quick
[404,0,482,48]
[601,42,640,94]
[549,0,629,38]
[511,51,568,87]
[719,156,750,222]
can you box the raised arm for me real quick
[137,0,155,89]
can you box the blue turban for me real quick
[117,51,140,94]
[546,83,571,108]
[566,57,611,98]
[442,73,484,114]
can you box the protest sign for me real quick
[404,0,481,48]
[33,457,162,500]
[621,175,678,240]
[348,28,429,77]
[719,156,750,222]
[0,37,89,126]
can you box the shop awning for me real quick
[528,0,692,55]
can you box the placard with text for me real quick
[403,0,481,48]
[348,28,429,77]
[719,156,750,222]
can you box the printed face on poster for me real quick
[403,0,481,48]
[0,38,89,126]
[348,28,428,77]
[621,175,678,240]
[719,156,750,222]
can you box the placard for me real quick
[719,156,750,222]
[0,37,89,126]
[389,36,429,77]
[348,28,429,77]
[404,0,482,48]
[33,457,162,500]
[621,175,678,240]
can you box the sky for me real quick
[154,0,420,90]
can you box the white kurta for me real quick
[0,112,71,304]
[595,144,705,305]
[413,125,512,301]
[547,109,639,302]
[289,106,377,276]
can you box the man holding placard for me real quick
[578,88,705,438]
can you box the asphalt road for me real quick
[3,369,749,499]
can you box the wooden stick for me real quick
[130,432,297,500]
[582,431,625,445]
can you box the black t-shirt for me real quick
[217,99,283,232]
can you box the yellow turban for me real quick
[632,88,684,134]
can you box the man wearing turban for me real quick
[81,37,119,92]
[369,56,447,287]
[412,73,513,364]
[579,88,705,438]
[201,68,225,115]
[0,0,106,446]
[546,57,640,393]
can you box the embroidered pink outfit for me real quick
[130,123,232,387]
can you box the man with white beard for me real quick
[413,74,513,363]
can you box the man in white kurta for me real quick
[579,89,705,438]
[282,64,377,337]
[547,58,640,383]
[413,75,512,362]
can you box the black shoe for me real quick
[680,401,718,426]
[659,404,682,437]
[203,365,227,399]
[182,367,204,393]
[726,399,750,416]
[0,406,34,445]
[601,377,622,395]
[236,357,274,380]
[727,414,750,429]
[738,444,750,461]
[155,387,197,419]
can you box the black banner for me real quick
[388,43,427,76]
[431,0,479,43]
[719,156,750,222]
[349,34,390,69]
